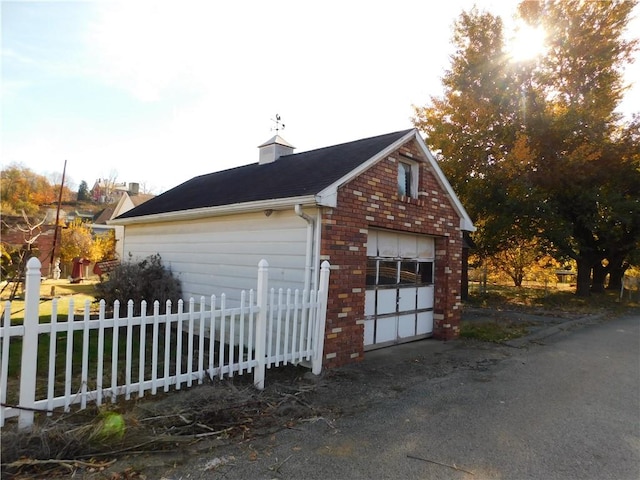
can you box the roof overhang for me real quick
[316,129,476,232]
[108,195,318,226]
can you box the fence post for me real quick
[253,259,268,390]
[18,257,42,430]
[312,261,331,375]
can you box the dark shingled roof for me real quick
[117,129,413,219]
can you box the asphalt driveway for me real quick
[148,310,640,480]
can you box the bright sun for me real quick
[507,22,547,61]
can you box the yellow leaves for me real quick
[569,143,602,163]
[512,133,536,165]
[59,221,117,263]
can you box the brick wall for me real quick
[319,138,464,368]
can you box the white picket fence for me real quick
[0,257,330,430]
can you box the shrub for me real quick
[95,254,182,314]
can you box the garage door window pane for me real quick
[378,261,397,285]
[399,261,417,284]
[366,259,377,286]
[418,262,433,285]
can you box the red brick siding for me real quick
[320,139,464,368]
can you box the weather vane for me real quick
[271,114,285,133]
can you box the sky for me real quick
[2,0,639,195]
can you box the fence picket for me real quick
[111,301,120,404]
[218,294,226,379]
[151,301,160,395]
[125,300,134,400]
[208,295,216,378]
[229,310,236,377]
[198,297,205,384]
[306,290,317,359]
[81,302,91,409]
[299,290,308,360]
[275,289,283,366]
[138,301,147,398]
[186,298,194,387]
[249,290,256,370]
[238,291,245,375]
[47,301,58,414]
[284,289,291,365]
[96,300,106,405]
[0,259,330,430]
[291,290,300,364]
[1,301,12,426]
[171,299,179,391]
[64,300,74,412]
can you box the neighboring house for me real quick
[94,190,155,260]
[91,180,144,204]
[111,128,475,368]
[94,190,156,224]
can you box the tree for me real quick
[77,180,90,202]
[59,220,116,264]
[523,0,639,295]
[92,229,117,262]
[59,220,94,263]
[488,237,546,287]
[0,164,56,215]
[413,0,640,296]
[0,210,45,298]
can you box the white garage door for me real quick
[363,230,434,350]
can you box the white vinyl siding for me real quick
[121,210,309,305]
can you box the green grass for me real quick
[466,282,637,315]
[460,320,534,343]
[462,281,639,343]
[1,279,99,323]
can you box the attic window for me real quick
[398,160,418,198]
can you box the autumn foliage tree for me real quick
[1,164,76,215]
[59,220,116,264]
[413,0,640,296]
[1,164,56,216]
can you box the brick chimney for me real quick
[258,135,295,165]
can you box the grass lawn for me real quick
[1,278,100,323]
[460,320,534,343]
[462,281,639,342]
[466,280,636,314]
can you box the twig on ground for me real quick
[194,427,234,438]
[299,416,336,430]
[268,454,293,473]
[407,454,474,475]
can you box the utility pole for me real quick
[49,159,67,277]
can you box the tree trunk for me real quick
[513,273,524,287]
[575,257,593,297]
[606,257,629,291]
[591,262,607,293]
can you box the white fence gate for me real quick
[0,258,330,430]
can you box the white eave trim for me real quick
[108,195,317,226]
